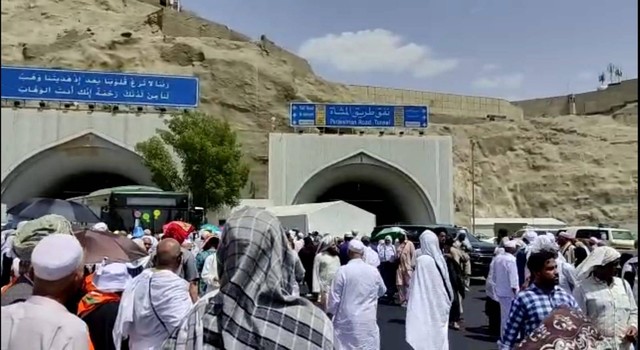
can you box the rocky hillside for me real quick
[1,0,637,227]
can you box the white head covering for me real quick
[93,262,131,292]
[344,232,353,239]
[559,230,576,239]
[11,258,21,277]
[523,230,538,243]
[316,234,335,254]
[589,237,600,244]
[418,230,453,298]
[575,246,621,281]
[494,247,505,255]
[31,234,83,281]
[503,240,517,249]
[348,239,365,254]
[528,234,560,257]
[384,235,392,243]
[91,222,109,232]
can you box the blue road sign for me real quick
[1,66,199,107]
[290,103,428,128]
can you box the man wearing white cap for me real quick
[490,239,519,339]
[516,230,538,287]
[328,239,387,350]
[339,232,354,265]
[1,234,91,350]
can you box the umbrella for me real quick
[75,229,148,264]
[372,227,408,242]
[8,198,100,223]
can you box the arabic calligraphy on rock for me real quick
[16,72,172,101]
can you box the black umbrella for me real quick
[7,198,100,223]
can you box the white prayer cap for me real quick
[348,239,365,253]
[503,240,517,249]
[31,234,83,281]
[91,222,109,232]
[93,263,131,292]
[344,232,354,238]
[494,247,505,255]
[559,230,576,239]
[523,230,538,242]
[296,232,304,239]
[144,229,152,236]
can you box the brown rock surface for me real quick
[1,0,636,227]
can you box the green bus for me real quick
[68,186,202,233]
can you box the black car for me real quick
[370,224,497,277]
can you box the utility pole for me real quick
[471,139,476,234]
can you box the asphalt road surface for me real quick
[378,280,498,350]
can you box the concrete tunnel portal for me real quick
[292,153,437,226]
[3,132,438,227]
[1,132,155,207]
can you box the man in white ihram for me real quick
[491,239,519,338]
[405,230,453,350]
[327,239,387,350]
[113,238,193,349]
[1,234,91,350]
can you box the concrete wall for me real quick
[514,79,638,117]
[346,85,524,120]
[0,108,166,183]
[268,133,454,225]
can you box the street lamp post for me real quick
[471,139,476,235]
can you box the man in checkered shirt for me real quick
[498,249,581,349]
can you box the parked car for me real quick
[370,224,497,277]
[563,226,637,252]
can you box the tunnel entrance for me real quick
[1,131,156,207]
[292,151,436,226]
[315,181,407,225]
[42,172,139,200]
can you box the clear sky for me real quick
[182,0,637,100]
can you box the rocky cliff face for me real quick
[2,0,636,227]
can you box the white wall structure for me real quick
[1,108,167,206]
[266,201,376,236]
[268,133,454,225]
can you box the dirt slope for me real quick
[1,0,637,227]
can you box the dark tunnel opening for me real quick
[41,171,139,200]
[315,181,408,226]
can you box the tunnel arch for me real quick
[292,151,436,225]
[1,130,155,207]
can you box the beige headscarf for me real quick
[12,214,73,260]
[575,246,621,281]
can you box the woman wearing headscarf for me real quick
[573,246,638,350]
[405,230,453,350]
[312,234,341,310]
[195,234,220,296]
[162,207,334,350]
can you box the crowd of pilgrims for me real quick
[486,229,638,350]
[0,209,638,350]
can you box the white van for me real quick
[563,226,636,251]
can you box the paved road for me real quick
[378,281,498,350]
